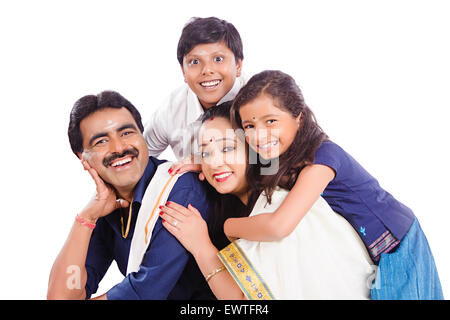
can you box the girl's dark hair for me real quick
[68,90,144,156]
[231,70,328,203]
[177,17,244,66]
[200,101,258,249]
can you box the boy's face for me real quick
[182,41,242,110]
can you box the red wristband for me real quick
[75,214,96,230]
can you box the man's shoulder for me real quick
[174,171,209,194]
[150,157,208,194]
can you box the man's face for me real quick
[78,107,149,191]
[182,41,242,110]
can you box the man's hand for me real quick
[80,160,129,222]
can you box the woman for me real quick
[159,102,373,299]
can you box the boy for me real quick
[143,17,245,161]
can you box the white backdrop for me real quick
[0,0,448,299]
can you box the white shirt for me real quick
[143,76,247,160]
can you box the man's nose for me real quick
[109,136,127,154]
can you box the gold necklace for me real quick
[121,198,133,239]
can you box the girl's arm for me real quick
[223,164,335,241]
[160,202,245,300]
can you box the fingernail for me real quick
[175,169,180,174]
[162,220,165,223]
[159,205,164,209]
[166,201,171,205]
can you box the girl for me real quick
[224,70,443,300]
[160,102,373,299]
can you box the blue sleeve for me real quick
[106,175,210,300]
[84,219,113,299]
[313,141,343,178]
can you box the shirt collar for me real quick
[132,156,166,204]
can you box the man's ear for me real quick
[236,59,243,77]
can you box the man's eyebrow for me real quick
[88,123,138,146]
[89,131,108,146]
[117,123,138,132]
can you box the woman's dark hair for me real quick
[177,17,244,66]
[68,90,144,156]
[231,70,328,203]
[200,101,258,249]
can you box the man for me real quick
[47,91,212,299]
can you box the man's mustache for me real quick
[103,148,139,167]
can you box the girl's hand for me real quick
[168,156,205,181]
[160,202,211,257]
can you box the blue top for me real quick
[313,141,415,262]
[84,156,213,299]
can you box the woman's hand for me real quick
[168,155,205,181]
[160,201,211,258]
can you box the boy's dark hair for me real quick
[177,17,244,65]
[68,90,144,156]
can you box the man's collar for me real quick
[132,156,167,204]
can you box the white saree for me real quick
[218,188,373,300]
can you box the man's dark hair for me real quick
[176,17,244,65]
[68,90,144,156]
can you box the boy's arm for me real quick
[224,164,335,241]
[143,105,170,158]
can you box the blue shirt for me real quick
[84,157,213,299]
[313,141,415,262]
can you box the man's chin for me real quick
[103,172,141,192]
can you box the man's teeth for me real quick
[111,157,132,167]
[258,141,278,149]
[201,80,221,87]
[215,172,232,179]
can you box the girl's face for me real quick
[239,94,301,160]
[199,117,248,202]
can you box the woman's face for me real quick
[199,117,248,201]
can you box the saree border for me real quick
[218,241,275,300]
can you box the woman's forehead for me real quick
[199,118,235,140]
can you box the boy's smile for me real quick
[182,41,242,110]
